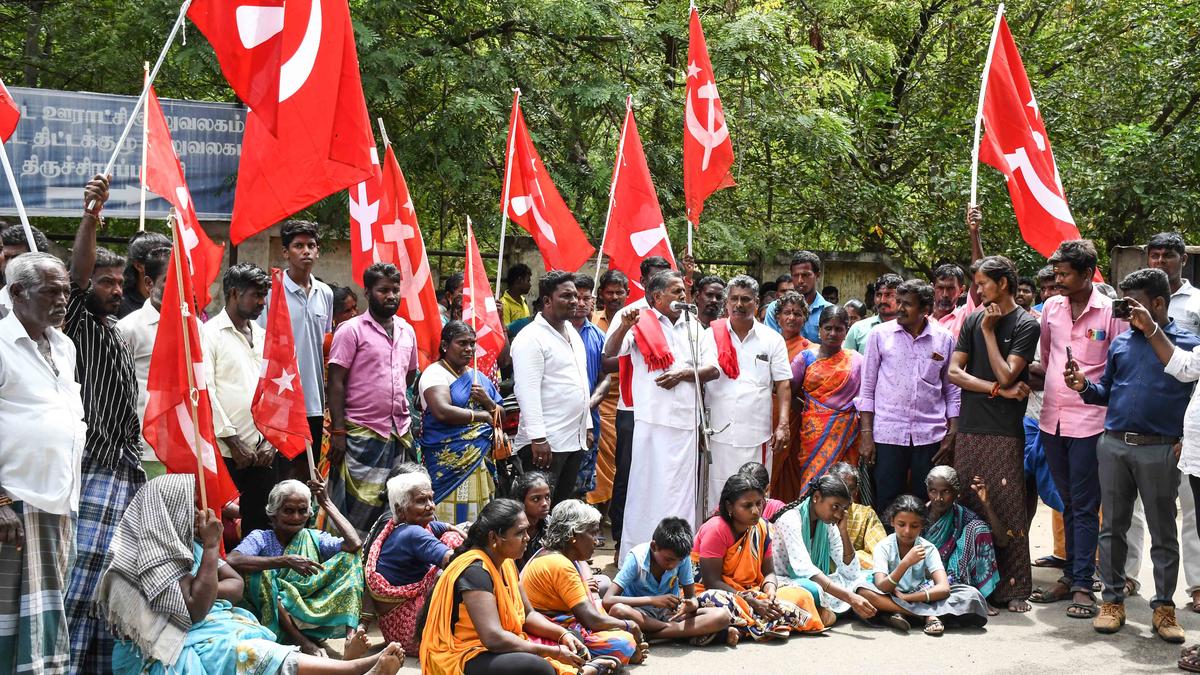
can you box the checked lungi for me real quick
[64,460,144,675]
[0,503,75,675]
[327,422,414,538]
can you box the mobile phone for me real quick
[1112,298,1131,319]
[1066,346,1074,364]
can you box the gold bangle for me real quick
[0,495,12,508]
[557,630,571,643]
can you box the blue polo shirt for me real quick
[1080,321,1200,437]
[613,542,695,598]
[764,292,829,342]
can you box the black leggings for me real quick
[1191,475,1200,541]
[463,651,555,675]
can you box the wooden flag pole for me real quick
[304,440,317,482]
[466,215,479,386]
[593,95,632,290]
[969,3,1006,209]
[138,61,150,232]
[377,117,391,149]
[169,210,209,511]
[495,88,521,299]
[89,0,192,210]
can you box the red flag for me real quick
[463,221,506,379]
[252,267,312,459]
[348,145,382,285]
[377,145,442,368]
[979,16,1082,260]
[683,7,735,225]
[229,0,375,244]
[187,0,284,133]
[143,234,238,511]
[603,100,676,302]
[0,77,19,143]
[144,86,225,308]
[501,94,595,272]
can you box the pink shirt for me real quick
[327,313,419,438]
[1038,287,1128,437]
[694,516,773,559]
[937,292,978,340]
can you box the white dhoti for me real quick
[706,439,768,513]
[619,420,699,563]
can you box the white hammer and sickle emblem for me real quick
[278,0,322,102]
[685,81,728,171]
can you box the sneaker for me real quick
[1093,602,1126,634]
[1154,606,1186,644]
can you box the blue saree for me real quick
[422,367,502,523]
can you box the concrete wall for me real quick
[1110,245,1200,293]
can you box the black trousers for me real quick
[1192,474,1200,542]
[609,410,635,545]
[274,415,322,481]
[517,445,584,506]
[464,652,555,675]
[223,453,276,534]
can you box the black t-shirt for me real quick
[954,306,1040,437]
[450,560,495,629]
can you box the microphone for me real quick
[670,301,698,313]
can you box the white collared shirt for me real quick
[0,312,86,514]
[512,313,592,453]
[202,310,266,457]
[618,306,715,430]
[702,320,791,446]
[0,285,10,314]
[1171,279,1200,336]
[1167,345,1200,478]
[116,299,161,461]
[604,297,649,412]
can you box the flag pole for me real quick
[686,0,696,257]
[377,117,391,149]
[169,209,209,511]
[0,141,35,251]
[495,88,521,299]
[138,61,150,232]
[304,440,317,482]
[88,0,192,211]
[593,95,631,290]
[969,3,1005,209]
[466,215,479,385]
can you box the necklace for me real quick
[440,359,464,378]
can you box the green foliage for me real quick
[2,0,1198,276]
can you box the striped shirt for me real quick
[65,283,142,470]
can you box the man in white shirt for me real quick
[701,275,791,510]
[203,263,273,533]
[513,270,593,505]
[115,245,170,479]
[0,252,86,675]
[0,224,52,317]
[605,269,718,561]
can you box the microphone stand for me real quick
[677,303,729,517]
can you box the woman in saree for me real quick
[923,466,1002,606]
[692,474,826,640]
[520,500,645,666]
[421,321,504,525]
[100,475,403,675]
[770,292,812,502]
[361,471,465,654]
[770,475,877,626]
[227,480,363,656]
[790,305,863,496]
[829,462,887,570]
[420,499,622,675]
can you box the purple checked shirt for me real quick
[854,319,961,446]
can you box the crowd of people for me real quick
[4,175,1200,674]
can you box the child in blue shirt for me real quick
[602,517,735,645]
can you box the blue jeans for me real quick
[1042,431,1102,591]
[873,441,938,518]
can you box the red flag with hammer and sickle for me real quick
[683,6,735,226]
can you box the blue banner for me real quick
[0,86,242,220]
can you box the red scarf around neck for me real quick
[712,318,740,379]
[632,308,675,371]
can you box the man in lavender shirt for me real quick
[857,279,960,513]
[327,263,420,536]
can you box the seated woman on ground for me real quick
[692,474,826,640]
[228,479,364,656]
[603,517,735,646]
[514,471,552,570]
[828,462,886,569]
[922,466,1002,616]
[856,495,990,636]
[420,498,621,675]
[770,474,877,626]
[361,470,466,654]
[100,474,403,675]
[521,500,646,665]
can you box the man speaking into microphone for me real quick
[603,270,718,562]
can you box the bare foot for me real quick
[364,643,404,675]
[818,607,837,628]
[1008,599,1032,613]
[725,626,741,647]
[344,627,370,660]
[987,606,1000,616]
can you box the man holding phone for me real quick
[1033,240,1127,618]
[1064,268,1198,640]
